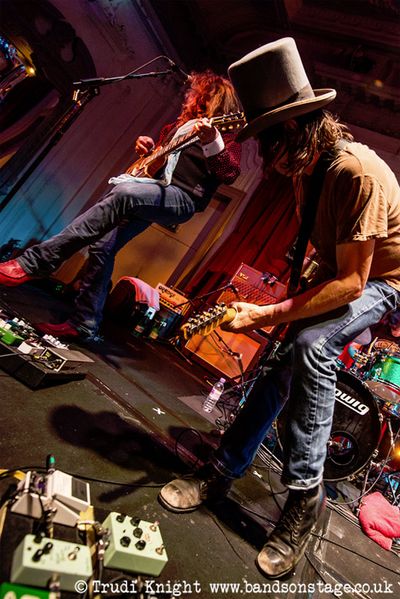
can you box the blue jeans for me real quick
[212,280,399,489]
[18,182,196,335]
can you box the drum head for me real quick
[276,371,381,482]
[365,353,400,404]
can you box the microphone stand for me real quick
[72,68,176,90]
[72,53,186,92]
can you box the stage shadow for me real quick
[49,405,186,502]
[167,425,222,467]
[165,425,287,552]
[208,495,272,551]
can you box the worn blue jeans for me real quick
[18,182,196,335]
[212,280,399,490]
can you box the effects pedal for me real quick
[10,535,92,592]
[11,470,91,527]
[0,310,93,388]
[102,512,168,576]
[0,582,57,599]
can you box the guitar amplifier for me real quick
[185,264,285,379]
[155,283,190,338]
[217,263,286,335]
[155,283,190,316]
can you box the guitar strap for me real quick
[163,124,179,143]
[287,139,348,297]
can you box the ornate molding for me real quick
[293,5,400,48]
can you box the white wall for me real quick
[0,0,181,250]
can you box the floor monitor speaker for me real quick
[185,329,268,380]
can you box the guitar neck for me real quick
[181,305,237,340]
[152,129,199,163]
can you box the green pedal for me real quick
[102,512,168,576]
[0,582,57,599]
[1,330,24,346]
[10,535,92,592]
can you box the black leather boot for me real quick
[257,483,326,578]
[158,463,232,513]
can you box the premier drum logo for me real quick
[335,388,370,415]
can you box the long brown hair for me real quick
[176,70,240,126]
[258,110,354,173]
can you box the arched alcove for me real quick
[0,0,96,210]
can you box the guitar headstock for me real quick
[212,112,246,132]
[180,303,237,341]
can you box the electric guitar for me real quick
[126,112,245,179]
[181,303,237,341]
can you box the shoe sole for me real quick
[37,333,80,340]
[34,325,81,339]
[0,277,33,286]
[157,492,202,513]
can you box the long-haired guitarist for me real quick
[0,71,241,341]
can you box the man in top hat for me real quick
[159,38,400,578]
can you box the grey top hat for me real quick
[228,37,336,141]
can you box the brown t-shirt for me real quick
[310,141,400,291]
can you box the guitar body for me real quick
[127,155,167,178]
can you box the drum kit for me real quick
[276,336,400,506]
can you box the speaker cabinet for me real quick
[185,329,269,380]
[217,263,286,336]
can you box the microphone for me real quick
[229,284,241,299]
[261,273,277,285]
[165,58,191,82]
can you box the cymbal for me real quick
[374,338,400,353]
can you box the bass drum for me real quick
[276,371,382,482]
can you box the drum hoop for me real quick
[372,377,400,393]
[375,353,400,365]
[336,370,380,414]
